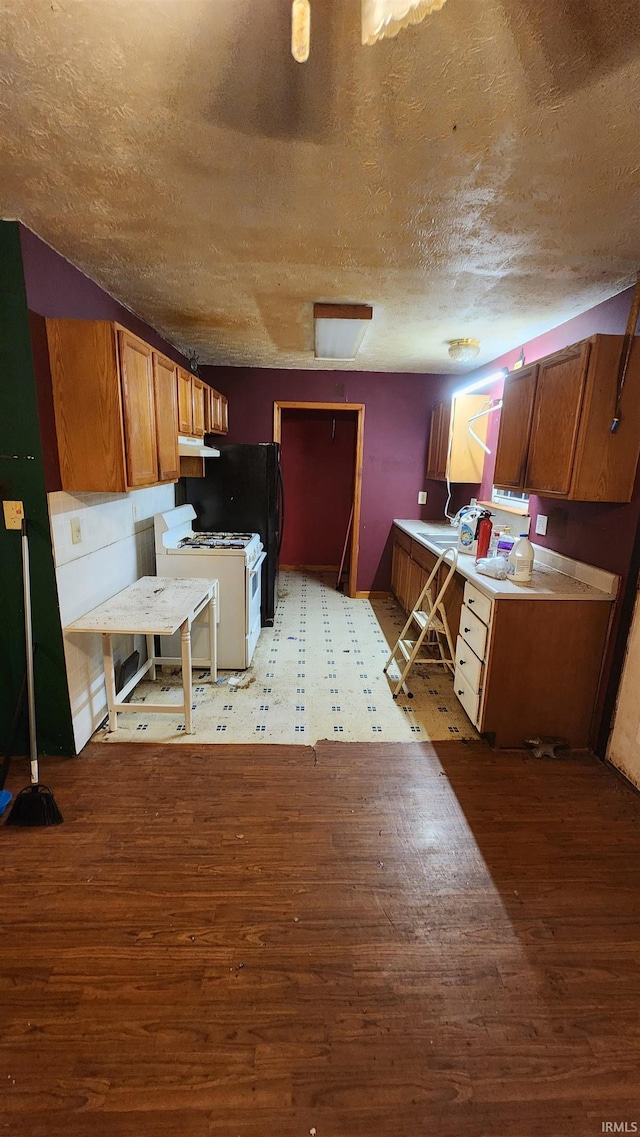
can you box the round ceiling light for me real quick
[448,338,481,363]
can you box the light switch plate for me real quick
[535,514,548,535]
[418,491,428,505]
[2,500,24,530]
[70,517,82,544]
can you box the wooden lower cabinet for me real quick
[391,528,612,748]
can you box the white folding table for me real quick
[66,576,217,734]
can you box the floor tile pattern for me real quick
[95,571,477,746]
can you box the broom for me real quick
[0,669,27,818]
[5,519,63,827]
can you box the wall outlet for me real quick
[2,500,24,530]
[535,514,548,535]
[70,517,82,545]
[418,491,428,505]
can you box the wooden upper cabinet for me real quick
[191,376,205,438]
[494,335,640,502]
[177,368,193,435]
[426,395,488,483]
[153,353,180,482]
[525,343,590,496]
[46,319,181,493]
[47,319,128,492]
[117,331,158,488]
[426,402,449,480]
[202,384,228,436]
[493,364,538,489]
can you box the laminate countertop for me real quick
[393,520,619,603]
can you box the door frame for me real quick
[273,401,365,598]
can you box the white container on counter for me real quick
[508,535,534,583]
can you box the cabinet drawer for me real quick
[412,541,438,574]
[460,604,488,661]
[454,635,483,693]
[463,581,492,626]
[454,667,480,727]
[394,528,412,554]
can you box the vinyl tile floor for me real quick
[95,570,477,746]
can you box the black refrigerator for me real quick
[181,442,284,627]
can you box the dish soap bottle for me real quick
[508,534,534,583]
[496,526,515,558]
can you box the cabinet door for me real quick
[177,368,193,434]
[212,390,223,432]
[153,353,179,482]
[435,402,451,480]
[220,395,228,434]
[493,365,538,489]
[426,403,444,479]
[407,559,427,613]
[203,385,214,433]
[192,377,205,438]
[118,331,158,488]
[392,544,412,611]
[525,343,590,495]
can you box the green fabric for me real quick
[0,221,74,756]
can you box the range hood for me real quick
[178,435,220,459]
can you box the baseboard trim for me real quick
[280,564,339,572]
[355,590,392,599]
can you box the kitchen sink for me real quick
[417,531,458,546]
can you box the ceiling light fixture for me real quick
[448,338,481,363]
[291,0,311,62]
[362,0,448,45]
[314,304,373,361]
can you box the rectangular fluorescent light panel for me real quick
[314,303,373,361]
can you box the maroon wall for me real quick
[200,366,448,592]
[279,409,356,567]
[19,225,191,493]
[19,225,189,369]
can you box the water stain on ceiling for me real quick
[1,0,640,371]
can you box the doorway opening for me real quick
[273,401,365,598]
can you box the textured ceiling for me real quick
[2,0,640,372]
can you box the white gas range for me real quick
[154,505,266,669]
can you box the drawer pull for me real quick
[460,659,466,665]
[457,689,464,696]
[468,598,475,604]
[463,626,471,633]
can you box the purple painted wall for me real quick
[200,366,448,592]
[19,225,188,369]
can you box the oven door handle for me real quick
[250,552,267,575]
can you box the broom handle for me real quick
[21,520,38,783]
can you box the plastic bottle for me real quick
[507,534,534,583]
[496,526,515,558]
[457,507,481,555]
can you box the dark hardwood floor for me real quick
[1,739,639,1136]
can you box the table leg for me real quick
[102,632,118,732]
[146,634,157,681]
[208,596,217,682]
[180,618,193,734]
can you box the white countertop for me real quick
[393,520,618,602]
[66,576,218,635]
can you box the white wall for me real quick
[49,484,175,753]
[608,588,640,790]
